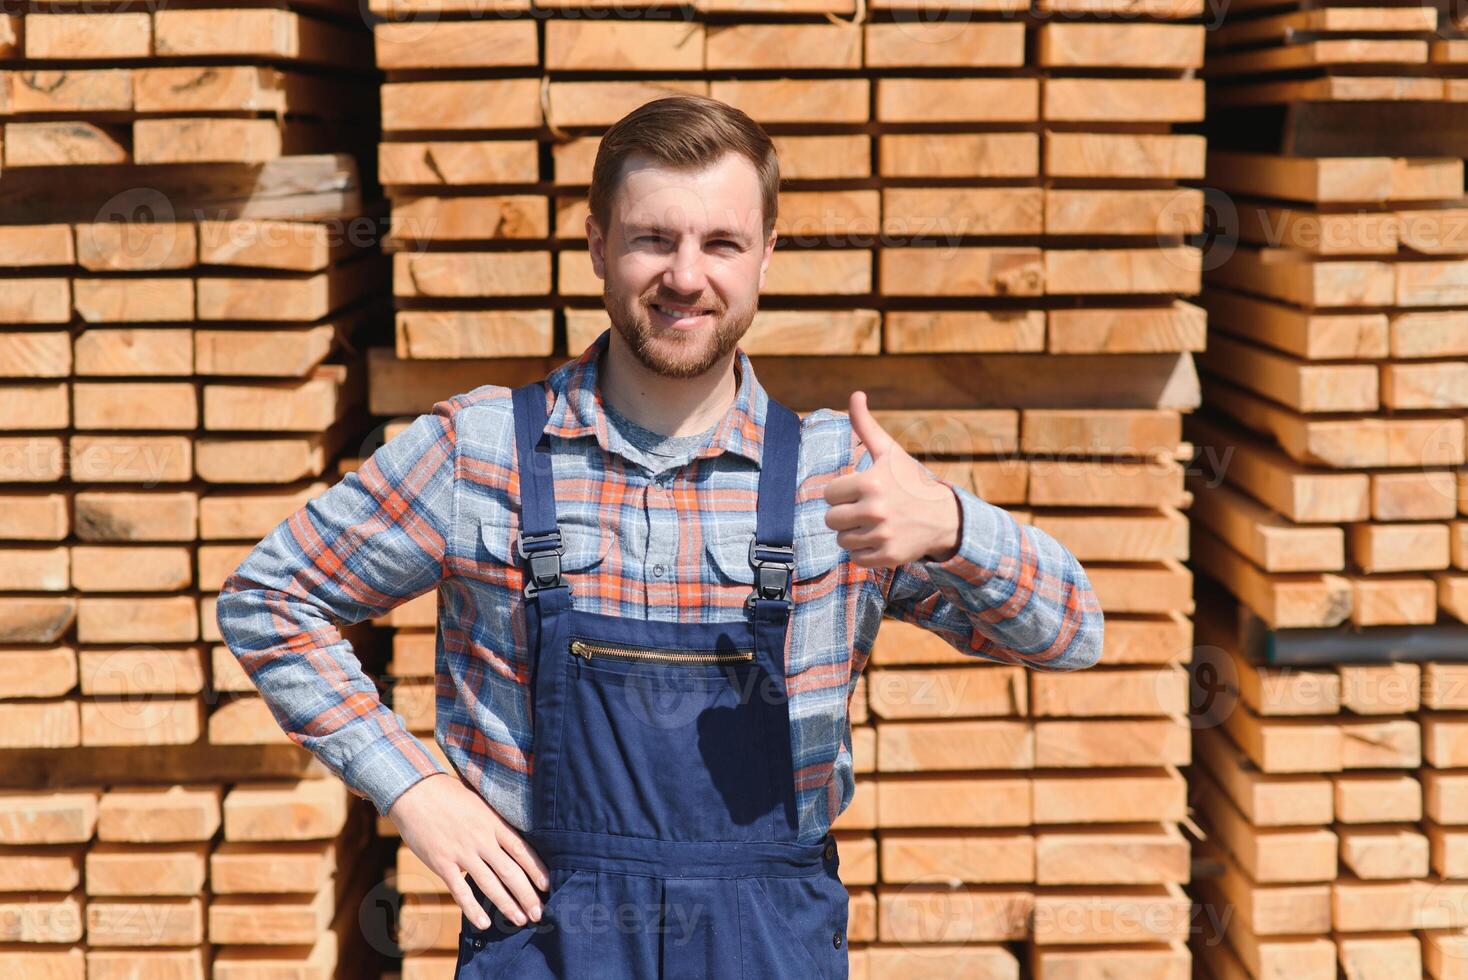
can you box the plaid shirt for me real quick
[216,331,1103,842]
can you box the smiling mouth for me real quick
[649,301,715,321]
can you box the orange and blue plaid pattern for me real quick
[216,330,1104,841]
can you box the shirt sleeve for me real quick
[214,399,459,817]
[869,447,1105,671]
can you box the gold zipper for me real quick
[570,638,754,665]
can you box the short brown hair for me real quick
[588,95,780,242]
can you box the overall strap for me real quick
[747,397,801,615]
[511,381,567,598]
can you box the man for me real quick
[217,94,1103,978]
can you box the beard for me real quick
[604,283,755,380]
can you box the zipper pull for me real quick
[570,640,592,661]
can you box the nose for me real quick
[663,237,709,297]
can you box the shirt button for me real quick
[832,931,843,949]
[653,564,665,577]
[823,839,836,861]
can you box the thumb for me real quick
[848,390,894,461]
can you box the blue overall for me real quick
[453,380,850,979]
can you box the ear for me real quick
[758,228,777,291]
[586,214,607,280]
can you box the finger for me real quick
[825,502,876,533]
[835,525,882,553]
[500,828,551,892]
[823,471,864,506]
[445,870,493,932]
[848,390,894,461]
[486,846,543,923]
[466,859,529,927]
[443,862,502,933]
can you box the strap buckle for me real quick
[746,538,795,612]
[517,530,567,598]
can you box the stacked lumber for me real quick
[1205,1,1445,109]
[1184,586,1468,978]
[368,2,1206,976]
[0,776,389,978]
[1194,2,1468,630]
[0,0,375,169]
[0,186,392,975]
[1188,146,1468,630]
[0,0,397,973]
[1188,2,1468,977]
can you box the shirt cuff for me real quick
[343,730,452,818]
[922,479,1010,583]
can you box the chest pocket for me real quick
[705,527,841,595]
[477,513,613,580]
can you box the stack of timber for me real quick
[1185,586,1468,979]
[0,715,395,978]
[1196,0,1468,632]
[0,0,400,973]
[1188,2,1468,977]
[0,0,376,170]
[369,1,1206,977]
[0,191,397,971]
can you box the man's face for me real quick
[588,150,777,379]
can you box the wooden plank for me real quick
[1202,288,1389,359]
[1338,662,1420,715]
[1199,333,1378,413]
[1197,724,1338,833]
[1222,698,1343,774]
[1188,476,1343,573]
[1193,526,1352,628]
[876,78,1037,123]
[1031,767,1187,823]
[879,830,1034,884]
[545,19,703,71]
[1188,414,1372,523]
[1038,23,1202,68]
[1340,827,1429,880]
[1044,79,1203,122]
[1201,376,1463,470]
[380,78,542,132]
[1207,246,1395,308]
[1202,840,1332,936]
[1336,773,1421,824]
[866,21,1024,68]
[1035,718,1191,767]
[1192,771,1337,883]
[1206,152,1462,204]
[710,25,863,71]
[1044,133,1205,180]
[1045,301,1206,354]
[883,310,1044,354]
[374,18,537,69]
[713,78,866,124]
[24,12,151,59]
[878,133,1039,179]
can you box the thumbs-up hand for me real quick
[824,391,963,568]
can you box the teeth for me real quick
[654,303,709,318]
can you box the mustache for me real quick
[646,297,720,312]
